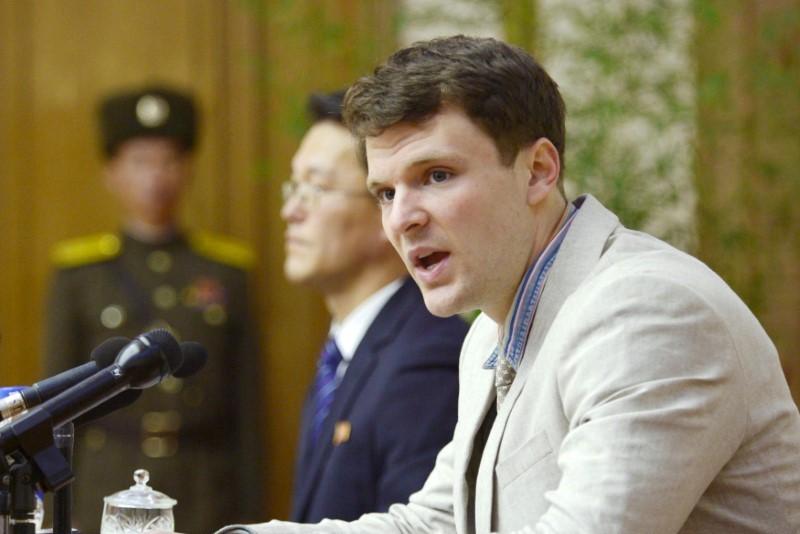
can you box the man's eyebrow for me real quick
[408,152,467,168]
[291,166,334,182]
[366,175,386,193]
[366,152,466,191]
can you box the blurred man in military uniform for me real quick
[43,85,264,533]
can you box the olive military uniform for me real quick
[44,230,263,533]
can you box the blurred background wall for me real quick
[1,0,797,521]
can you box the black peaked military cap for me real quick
[99,85,197,157]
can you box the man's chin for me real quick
[283,263,313,285]
[420,288,464,318]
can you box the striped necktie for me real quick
[310,337,343,444]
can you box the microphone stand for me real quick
[52,424,76,534]
[0,409,75,534]
[5,452,36,534]
[0,330,182,533]
[0,424,81,534]
[1,450,11,534]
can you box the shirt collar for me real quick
[329,278,405,362]
[484,200,580,370]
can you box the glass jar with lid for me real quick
[100,469,177,534]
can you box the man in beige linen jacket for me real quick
[212,35,800,534]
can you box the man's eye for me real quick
[375,188,395,204]
[429,170,451,183]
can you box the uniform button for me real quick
[141,436,178,458]
[100,305,126,329]
[83,427,107,451]
[153,285,178,310]
[158,376,184,395]
[142,410,183,433]
[203,304,227,326]
[147,250,173,273]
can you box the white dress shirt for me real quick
[329,278,404,379]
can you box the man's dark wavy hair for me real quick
[343,35,566,191]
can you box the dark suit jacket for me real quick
[290,277,468,523]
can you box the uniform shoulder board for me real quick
[51,233,122,268]
[189,231,255,270]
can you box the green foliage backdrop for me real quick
[537,0,696,248]
[694,0,800,400]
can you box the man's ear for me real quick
[522,138,560,206]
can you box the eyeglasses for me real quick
[281,180,373,206]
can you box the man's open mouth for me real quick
[416,251,449,270]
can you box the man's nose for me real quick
[280,192,306,222]
[384,188,428,237]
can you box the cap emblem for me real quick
[136,94,170,127]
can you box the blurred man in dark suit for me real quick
[281,90,467,522]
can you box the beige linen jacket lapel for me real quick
[452,319,497,534]
[472,195,620,533]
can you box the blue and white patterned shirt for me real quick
[483,200,580,371]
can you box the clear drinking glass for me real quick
[100,469,177,534]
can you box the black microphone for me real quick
[0,337,129,421]
[73,340,207,428]
[174,341,208,378]
[72,390,142,428]
[0,329,183,454]
[113,329,183,389]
